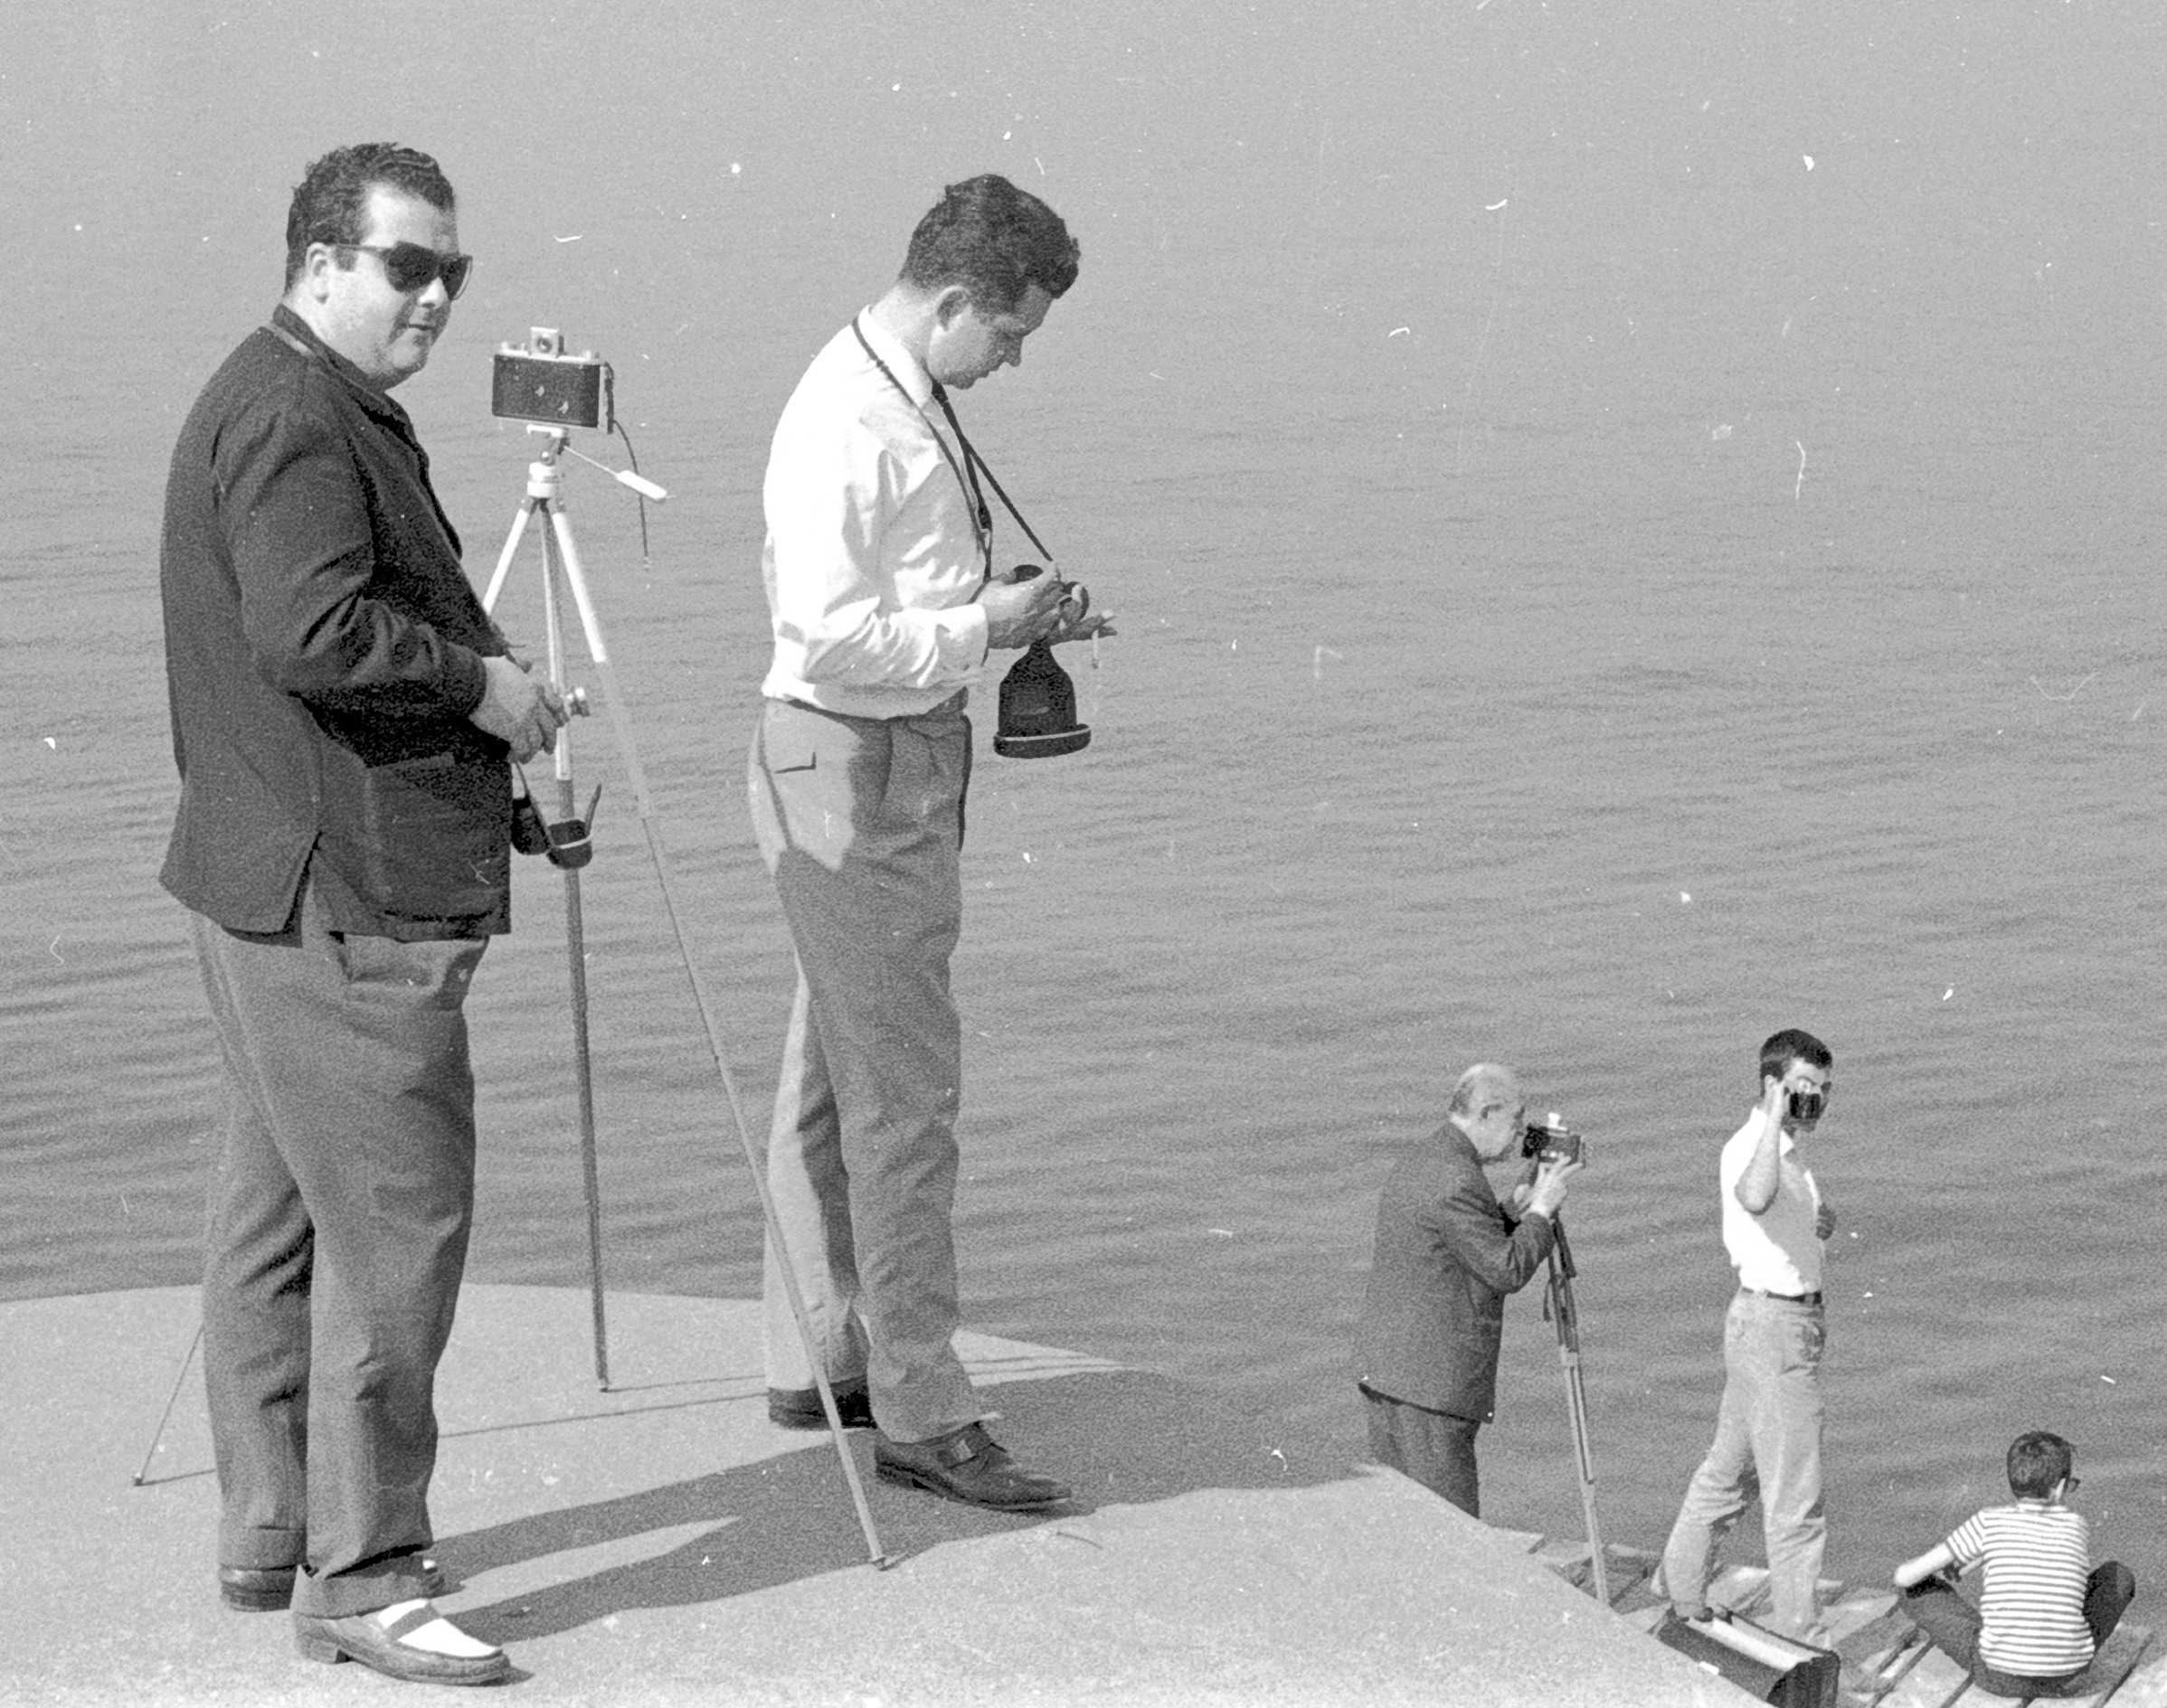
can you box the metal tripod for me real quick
[479,426,893,1565]
[1544,1216,1610,1603]
[134,425,894,1567]
[481,428,630,1392]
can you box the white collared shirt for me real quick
[1718,1106,1824,1293]
[758,313,992,717]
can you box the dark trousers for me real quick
[191,878,486,1619]
[1361,1383,1483,1517]
[1904,1563,2135,1698]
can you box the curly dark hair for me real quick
[899,175,1078,313]
[283,143,456,290]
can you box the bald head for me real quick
[1446,1063,1528,1163]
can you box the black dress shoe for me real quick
[221,1556,444,1611]
[874,1422,1071,1510]
[293,1601,509,1686]
[768,1381,875,1430]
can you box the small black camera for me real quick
[1522,1114,1585,1167]
[492,327,612,431]
[1786,1088,1827,1124]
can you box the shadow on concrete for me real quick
[447,1366,1359,1644]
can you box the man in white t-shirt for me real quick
[1659,1027,1839,1642]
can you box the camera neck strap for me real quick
[852,316,1056,575]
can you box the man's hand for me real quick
[1761,1074,1789,1128]
[977,563,1080,650]
[1045,581,1116,646]
[1524,1153,1583,1220]
[470,655,570,763]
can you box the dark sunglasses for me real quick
[340,241,473,300]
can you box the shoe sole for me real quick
[770,1409,875,1431]
[874,1457,1070,1511]
[221,1580,294,1613]
[295,1626,510,1685]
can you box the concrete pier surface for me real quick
[5,1285,1748,1705]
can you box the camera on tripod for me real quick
[1522,1113,1585,1167]
[492,327,612,431]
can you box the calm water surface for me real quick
[6,1,2165,1618]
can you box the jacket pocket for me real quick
[337,750,507,921]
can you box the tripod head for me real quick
[521,423,668,503]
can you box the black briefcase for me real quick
[1653,1609,1839,1708]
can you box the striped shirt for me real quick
[1945,1502,2096,1676]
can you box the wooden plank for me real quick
[1530,1539,1658,1608]
[1823,1591,1901,1653]
[2059,1623,2153,1705]
[1871,1644,1974,1708]
[2103,1641,2167,1706]
[1708,1563,1774,1619]
[1604,1552,1658,1609]
[1840,1622,1934,1708]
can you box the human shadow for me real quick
[443,1365,1358,1645]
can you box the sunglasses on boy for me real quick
[338,241,474,300]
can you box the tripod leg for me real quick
[482,497,541,615]
[131,1316,203,1486]
[1549,1258,1610,1604]
[543,502,893,1567]
[534,501,612,1392]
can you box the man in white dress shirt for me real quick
[1660,1027,1840,1641]
[747,175,1103,1510]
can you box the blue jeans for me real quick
[1661,1290,1827,1639]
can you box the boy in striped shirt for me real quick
[1892,1430,2135,1697]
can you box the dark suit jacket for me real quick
[160,306,513,939]
[1355,1123,1557,1421]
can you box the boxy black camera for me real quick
[492,327,612,431]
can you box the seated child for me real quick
[1892,1430,2135,1699]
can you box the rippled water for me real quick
[8,0,2165,1617]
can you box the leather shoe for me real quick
[221,1555,444,1612]
[293,1601,509,1686]
[875,1422,1071,1510]
[768,1381,875,1430]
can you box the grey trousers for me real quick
[190,876,486,1618]
[747,695,981,1444]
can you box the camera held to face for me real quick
[1786,1087,1827,1125]
[492,327,612,431]
[1522,1113,1585,1167]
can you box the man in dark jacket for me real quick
[159,142,564,1687]
[1355,1062,1579,1517]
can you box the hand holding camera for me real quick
[979,563,1113,649]
[977,562,1071,649]
[1520,1115,1586,1219]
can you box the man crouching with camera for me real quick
[1354,1063,1583,1517]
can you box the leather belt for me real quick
[1744,1287,1822,1306]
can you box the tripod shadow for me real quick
[443,1366,1354,1645]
